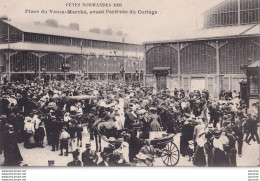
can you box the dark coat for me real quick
[124,110,135,129]
[81,150,97,166]
[233,124,244,140]
[180,123,194,156]
[3,132,23,166]
[193,145,206,167]
[37,127,45,140]
[211,147,226,167]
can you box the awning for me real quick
[239,79,247,83]
[248,60,260,68]
[153,67,170,76]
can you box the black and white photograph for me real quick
[0,0,259,168]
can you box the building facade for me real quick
[0,19,144,83]
[144,0,260,98]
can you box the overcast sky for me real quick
[0,0,225,43]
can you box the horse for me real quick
[92,118,117,152]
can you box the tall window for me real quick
[240,0,260,24]
[207,77,214,95]
[183,77,190,91]
[180,43,216,74]
[10,52,38,72]
[223,77,230,91]
[146,45,178,74]
[219,38,260,74]
[204,0,238,27]
[205,0,260,27]
[24,33,48,43]
[49,36,70,45]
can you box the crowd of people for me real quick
[0,78,259,167]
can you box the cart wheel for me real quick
[161,141,180,166]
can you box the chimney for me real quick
[69,23,79,30]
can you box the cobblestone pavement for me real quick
[0,126,259,167]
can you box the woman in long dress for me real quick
[24,117,35,149]
[211,130,229,166]
[193,129,207,167]
[3,125,23,166]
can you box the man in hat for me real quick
[50,116,61,152]
[208,103,221,128]
[226,128,237,166]
[246,113,260,145]
[124,104,136,130]
[81,143,98,166]
[233,120,244,156]
[67,149,82,167]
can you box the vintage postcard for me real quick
[0,0,259,167]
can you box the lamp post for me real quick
[122,37,125,82]
[138,58,141,82]
[34,68,38,81]
[7,24,10,82]
[86,56,89,79]
[106,56,109,82]
[61,62,70,80]
[14,67,19,82]
[42,68,46,94]
[140,69,144,85]
[218,74,225,100]
[80,40,84,79]
[135,68,138,82]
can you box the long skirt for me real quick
[229,148,237,167]
[193,145,206,167]
[24,133,35,148]
[69,138,77,152]
[211,148,227,167]
[180,135,189,157]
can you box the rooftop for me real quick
[2,20,137,44]
[0,42,144,58]
[143,23,260,44]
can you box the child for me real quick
[187,140,194,161]
[76,122,83,147]
[59,126,70,156]
[38,122,46,148]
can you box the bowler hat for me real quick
[184,113,190,118]
[108,137,116,142]
[72,149,80,158]
[85,143,91,147]
[149,107,156,111]
[214,130,222,138]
